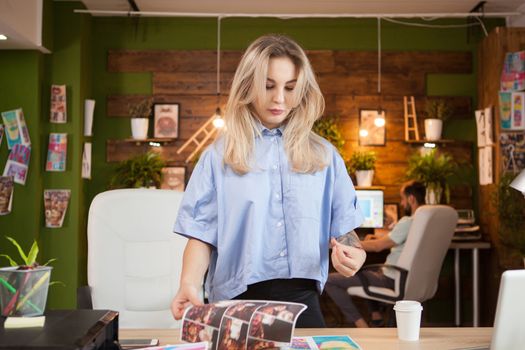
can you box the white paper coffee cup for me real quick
[394,300,423,341]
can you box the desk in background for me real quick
[450,241,491,327]
[121,327,492,350]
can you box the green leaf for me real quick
[26,241,39,266]
[5,236,29,265]
[42,258,57,266]
[0,254,19,267]
[49,281,66,287]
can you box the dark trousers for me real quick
[325,270,395,324]
[233,278,326,328]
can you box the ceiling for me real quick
[81,0,524,16]
[0,0,523,51]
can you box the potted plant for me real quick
[110,151,166,189]
[406,149,457,204]
[424,99,452,141]
[496,173,525,267]
[348,151,376,187]
[129,97,153,140]
[0,236,57,317]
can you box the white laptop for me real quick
[474,269,525,350]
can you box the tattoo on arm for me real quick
[336,231,363,249]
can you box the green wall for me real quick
[0,4,503,316]
[0,0,90,309]
[0,51,44,270]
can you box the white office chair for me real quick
[348,205,458,308]
[86,189,191,328]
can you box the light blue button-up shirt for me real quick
[174,125,364,302]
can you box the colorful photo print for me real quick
[288,337,312,349]
[246,338,280,350]
[43,189,71,228]
[50,84,67,123]
[0,176,14,215]
[249,312,294,343]
[312,335,361,349]
[161,167,185,191]
[217,316,248,350]
[184,303,231,328]
[154,103,179,138]
[225,301,266,322]
[180,320,217,345]
[257,303,305,322]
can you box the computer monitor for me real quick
[355,190,384,228]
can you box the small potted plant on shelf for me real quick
[424,99,452,141]
[0,236,58,317]
[496,172,525,267]
[406,149,457,204]
[110,151,166,189]
[348,151,376,187]
[128,97,153,140]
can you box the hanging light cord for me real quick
[377,17,381,95]
[216,16,221,109]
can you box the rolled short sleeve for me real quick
[330,149,365,237]
[173,148,218,247]
[388,216,412,245]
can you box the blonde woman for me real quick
[171,34,365,327]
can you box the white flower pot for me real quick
[131,118,149,140]
[424,119,443,141]
[356,170,374,187]
[426,187,443,205]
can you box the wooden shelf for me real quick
[405,139,472,146]
[119,138,176,145]
[355,186,386,190]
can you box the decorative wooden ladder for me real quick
[176,114,219,163]
[404,96,420,141]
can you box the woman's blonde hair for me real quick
[221,34,328,174]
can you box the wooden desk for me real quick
[450,241,491,327]
[121,327,492,350]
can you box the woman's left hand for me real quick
[330,237,366,277]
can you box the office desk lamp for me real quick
[510,169,525,197]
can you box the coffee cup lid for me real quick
[393,300,423,312]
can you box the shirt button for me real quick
[279,251,286,257]
[272,165,278,170]
[275,193,280,199]
[276,221,283,227]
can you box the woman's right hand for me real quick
[171,283,204,320]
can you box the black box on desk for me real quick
[0,309,119,349]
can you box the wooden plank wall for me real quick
[106,49,473,206]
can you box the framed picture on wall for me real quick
[359,109,386,146]
[154,103,179,138]
[383,203,399,230]
[160,166,186,191]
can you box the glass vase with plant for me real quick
[110,151,166,189]
[0,236,60,317]
[424,99,453,141]
[496,172,525,265]
[129,97,153,140]
[348,151,376,187]
[406,149,457,204]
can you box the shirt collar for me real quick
[256,121,284,137]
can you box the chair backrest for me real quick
[87,189,187,328]
[396,205,458,302]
